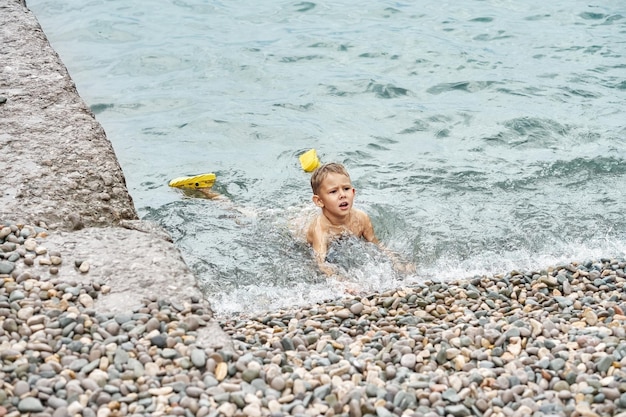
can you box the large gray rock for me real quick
[0,0,231,348]
[0,0,135,230]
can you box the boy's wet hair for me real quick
[310,162,351,194]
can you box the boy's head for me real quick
[310,162,351,195]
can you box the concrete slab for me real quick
[0,0,231,348]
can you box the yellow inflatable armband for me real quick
[169,173,216,189]
[299,149,321,172]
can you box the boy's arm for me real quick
[307,219,335,275]
[360,211,415,273]
[360,211,379,244]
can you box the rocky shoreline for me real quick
[1,221,626,416]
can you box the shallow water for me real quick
[29,0,626,317]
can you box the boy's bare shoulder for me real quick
[306,214,324,242]
[307,213,322,230]
[352,208,371,221]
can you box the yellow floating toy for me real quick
[299,149,321,172]
[168,173,216,189]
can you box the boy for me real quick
[306,162,380,275]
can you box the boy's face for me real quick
[313,172,355,216]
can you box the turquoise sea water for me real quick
[29,0,626,317]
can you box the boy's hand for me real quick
[319,262,338,276]
[319,266,360,295]
[381,246,416,274]
[394,260,416,274]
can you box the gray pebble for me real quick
[17,397,44,413]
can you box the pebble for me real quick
[1,223,626,417]
[17,398,44,413]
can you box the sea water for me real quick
[29,0,626,317]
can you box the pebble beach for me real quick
[2,223,626,417]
